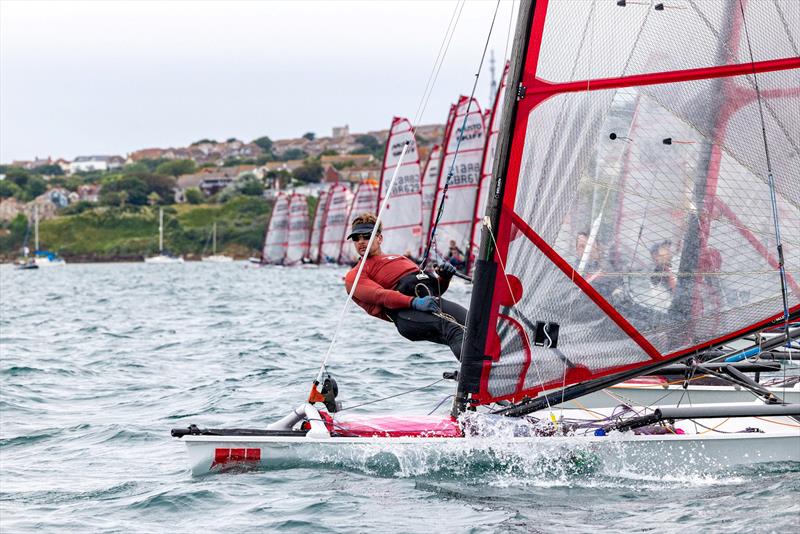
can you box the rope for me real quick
[312,143,411,386]
[410,0,465,132]
[420,0,503,269]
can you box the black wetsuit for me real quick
[386,271,468,360]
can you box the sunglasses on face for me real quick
[352,233,375,242]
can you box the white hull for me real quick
[144,255,184,264]
[569,383,800,409]
[202,255,234,263]
[176,404,800,476]
[34,257,66,267]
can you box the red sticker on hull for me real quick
[211,447,261,468]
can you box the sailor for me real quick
[343,213,467,360]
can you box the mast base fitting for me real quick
[443,371,459,381]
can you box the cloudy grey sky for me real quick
[1,0,518,162]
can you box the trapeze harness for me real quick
[344,254,467,360]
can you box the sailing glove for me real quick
[411,296,440,313]
[435,261,457,279]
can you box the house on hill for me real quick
[69,155,125,174]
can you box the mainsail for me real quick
[421,106,457,244]
[286,193,310,265]
[468,62,510,274]
[308,189,329,263]
[456,0,800,412]
[340,180,379,264]
[319,183,353,264]
[377,117,424,258]
[428,96,486,267]
[420,144,442,244]
[263,192,289,264]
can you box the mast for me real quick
[34,205,39,252]
[212,222,217,255]
[158,208,164,253]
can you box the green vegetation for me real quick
[293,160,323,183]
[1,167,48,201]
[155,159,197,177]
[0,197,278,261]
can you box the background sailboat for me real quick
[377,117,424,259]
[261,192,290,265]
[29,205,66,267]
[202,222,233,262]
[144,208,184,264]
[427,95,486,271]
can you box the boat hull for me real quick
[179,430,799,477]
[144,255,184,264]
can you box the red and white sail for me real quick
[319,183,353,264]
[427,96,485,267]
[467,62,509,274]
[262,192,289,264]
[420,144,442,245]
[340,180,379,264]
[308,189,328,263]
[458,0,800,408]
[377,117,423,259]
[285,193,310,265]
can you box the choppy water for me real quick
[1,262,798,533]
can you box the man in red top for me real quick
[344,213,467,360]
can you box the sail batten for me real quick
[455,0,800,411]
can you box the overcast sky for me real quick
[0,0,518,162]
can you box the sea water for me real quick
[1,263,798,533]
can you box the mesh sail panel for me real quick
[421,145,441,242]
[308,190,328,263]
[320,185,352,264]
[473,0,799,404]
[286,194,310,265]
[430,97,485,264]
[379,118,424,258]
[537,0,799,82]
[341,182,379,264]
[263,193,289,264]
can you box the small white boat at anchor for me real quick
[144,208,184,264]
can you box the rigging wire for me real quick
[420,0,502,270]
[312,142,411,386]
[337,378,447,412]
[738,0,791,333]
[410,0,465,132]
